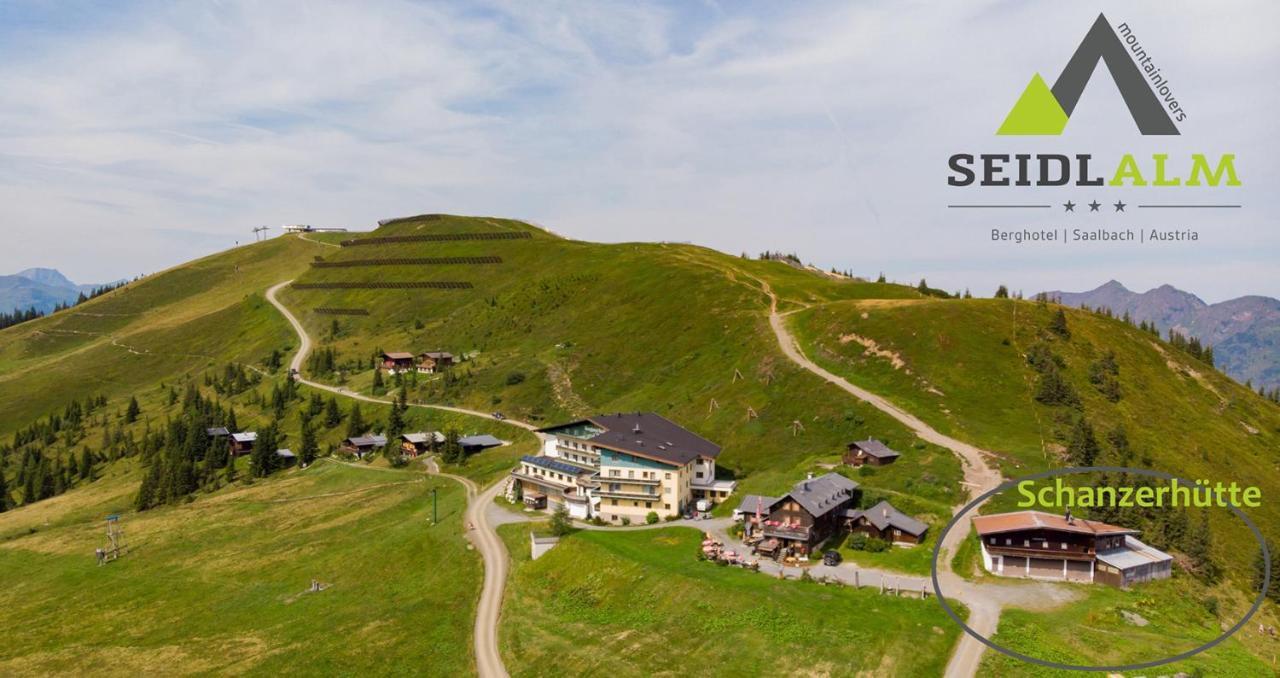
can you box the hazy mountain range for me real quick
[1046,280,1280,391]
[0,268,121,316]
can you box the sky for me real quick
[0,0,1275,302]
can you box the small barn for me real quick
[229,432,257,456]
[417,351,455,373]
[459,434,503,454]
[380,352,416,372]
[343,434,388,458]
[844,439,901,467]
[844,500,928,545]
[401,431,443,457]
[275,449,297,467]
[205,426,230,439]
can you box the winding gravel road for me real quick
[267,280,517,678]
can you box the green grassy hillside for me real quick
[277,215,962,506]
[497,522,963,676]
[0,235,328,437]
[0,459,479,676]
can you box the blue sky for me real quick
[0,0,1275,301]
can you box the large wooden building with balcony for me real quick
[525,412,734,523]
[973,510,1172,587]
[738,473,859,558]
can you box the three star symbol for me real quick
[1062,199,1126,213]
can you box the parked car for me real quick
[822,550,842,566]
[491,412,506,420]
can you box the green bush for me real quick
[621,516,631,526]
[645,511,660,525]
[505,371,526,386]
[848,533,868,550]
[865,537,889,553]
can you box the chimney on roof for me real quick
[882,507,889,518]
[1065,508,1074,524]
[633,423,642,434]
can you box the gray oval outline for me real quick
[930,465,1271,672]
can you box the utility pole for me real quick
[431,487,438,525]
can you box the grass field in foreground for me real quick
[498,523,964,677]
[0,460,479,676]
[978,576,1275,677]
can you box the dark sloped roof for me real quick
[206,427,230,437]
[459,434,503,448]
[382,352,415,360]
[849,439,900,458]
[559,412,721,466]
[774,473,858,518]
[846,500,928,536]
[735,494,778,515]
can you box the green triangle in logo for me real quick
[997,73,1068,135]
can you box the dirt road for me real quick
[267,280,516,678]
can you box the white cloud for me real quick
[0,0,1274,302]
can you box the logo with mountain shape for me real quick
[998,13,1180,136]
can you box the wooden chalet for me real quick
[738,473,859,558]
[844,500,928,545]
[973,510,1172,587]
[380,352,416,372]
[229,431,257,456]
[275,449,297,467]
[401,431,443,457]
[417,351,455,373]
[844,438,900,467]
[342,434,388,459]
[459,434,503,454]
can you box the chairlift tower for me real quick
[252,226,271,242]
[97,514,127,565]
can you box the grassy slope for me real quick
[0,459,479,676]
[0,235,328,438]
[497,523,963,677]
[978,576,1273,676]
[278,215,963,508]
[790,298,1280,671]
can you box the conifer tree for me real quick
[994,285,1009,298]
[1185,511,1220,583]
[125,396,141,423]
[250,422,280,478]
[80,447,94,481]
[346,403,366,438]
[0,467,9,512]
[1066,417,1099,466]
[325,397,343,428]
[300,417,318,467]
[1048,308,1070,339]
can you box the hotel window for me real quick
[664,503,670,510]
[989,537,996,544]
[1061,542,1068,550]
[1023,539,1030,547]
[611,499,618,506]
[645,502,652,508]
[628,470,635,479]
[665,472,671,480]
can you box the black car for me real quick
[822,550,842,566]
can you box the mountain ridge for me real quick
[1045,280,1280,390]
[0,267,125,316]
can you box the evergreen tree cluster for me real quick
[206,363,261,397]
[1027,341,1080,407]
[306,346,341,375]
[134,384,248,510]
[1087,350,1122,402]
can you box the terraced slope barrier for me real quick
[291,281,474,290]
[312,256,502,267]
[312,307,370,315]
[340,232,531,246]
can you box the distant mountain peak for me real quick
[1042,280,1280,391]
[15,267,77,289]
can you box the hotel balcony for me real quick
[762,525,811,541]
